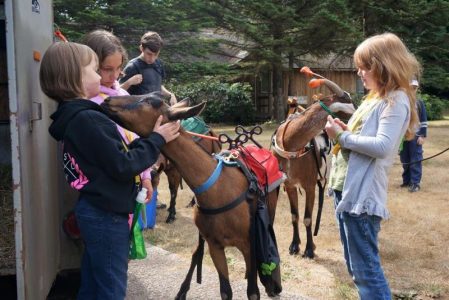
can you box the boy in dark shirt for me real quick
[120,31,177,105]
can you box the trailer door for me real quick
[5,0,79,298]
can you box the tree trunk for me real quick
[272,64,283,122]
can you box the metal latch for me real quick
[29,101,42,131]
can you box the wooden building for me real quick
[252,54,363,120]
[196,29,363,120]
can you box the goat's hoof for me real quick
[165,213,176,224]
[221,292,234,300]
[264,288,275,297]
[248,293,260,300]
[289,243,300,255]
[302,249,315,259]
[175,292,187,300]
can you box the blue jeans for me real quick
[334,191,391,300]
[75,198,130,300]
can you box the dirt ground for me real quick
[144,120,449,300]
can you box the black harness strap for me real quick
[197,189,249,215]
[196,152,260,215]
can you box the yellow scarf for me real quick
[332,95,380,155]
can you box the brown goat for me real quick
[153,129,222,223]
[101,94,282,299]
[272,77,355,258]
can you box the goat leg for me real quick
[175,233,205,299]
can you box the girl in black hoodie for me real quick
[40,42,180,299]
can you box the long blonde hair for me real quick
[354,33,421,140]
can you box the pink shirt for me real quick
[91,82,152,181]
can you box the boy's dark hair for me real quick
[140,31,163,53]
[39,42,97,103]
[82,29,128,67]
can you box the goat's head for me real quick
[301,67,356,120]
[100,92,206,137]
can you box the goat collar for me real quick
[319,100,337,118]
[272,136,310,159]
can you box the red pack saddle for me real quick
[234,144,285,192]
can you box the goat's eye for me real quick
[149,98,163,108]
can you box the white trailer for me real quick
[1,0,80,298]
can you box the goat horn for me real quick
[322,79,345,97]
[302,66,345,97]
[300,66,325,79]
[308,79,324,89]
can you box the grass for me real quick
[144,121,449,300]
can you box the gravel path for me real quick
[126,245,309,300]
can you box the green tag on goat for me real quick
[260,262,277,276]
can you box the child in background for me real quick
[325,33,421,299]
[119,31,177,105]
[82,29,153,201]
[399,79,428,192]
[40,42,180,299]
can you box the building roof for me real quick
[295,53,356,71]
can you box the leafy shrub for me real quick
[420,93,449,120]
[170,79,256,125]
[0,164,12,191]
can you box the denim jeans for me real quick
[334,191,391,300]
[75,198,130,300]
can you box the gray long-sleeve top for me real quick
[336,90,410,219]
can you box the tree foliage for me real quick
[201,0,362,120]
[53,0,449,120]
[53,0,216,61]
[348,0,449,98]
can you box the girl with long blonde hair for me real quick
[325,32,421,299]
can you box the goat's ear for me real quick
[170,98,190,108]
[167,101,206,121]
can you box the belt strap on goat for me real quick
[192,157,224,195]
[271,136,310,159]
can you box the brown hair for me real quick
[354,33,422,140]
[140,31,163,53]
[39,42,97,102]
[81,29,128,67]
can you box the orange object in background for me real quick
[33,51,41,61]
[308,78,324,89]
[300,66,314,77]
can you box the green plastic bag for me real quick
[129,203,147,260]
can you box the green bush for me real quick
[170,79,256,125]
[420,93,449,120]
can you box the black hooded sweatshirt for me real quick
[49,99,165,214]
